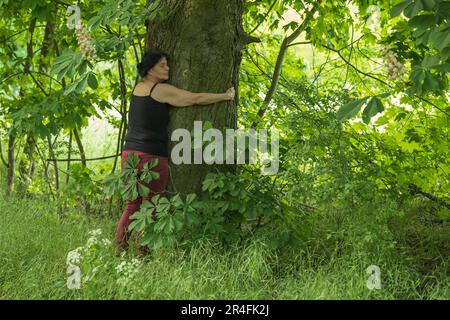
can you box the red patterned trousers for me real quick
[114,149,169,253]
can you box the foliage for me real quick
[111,152,304,250]
[0,0,449,299]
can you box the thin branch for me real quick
[320,44,390,86]
[286,41,311,47]
[251,4,318,127]
[0,25,46,42]
[321,42,450,117]
[248,0,278,35]
[54,0,71,7]
[343,24,355,87]
[413,95,450,118]
[31,137,55,200]
[0,72,25,85]
[47,154,120,162]
[27,70,49,96]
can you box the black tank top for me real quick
[123,82,170,157]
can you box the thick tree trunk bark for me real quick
[145,0,249,195]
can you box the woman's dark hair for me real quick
[137,50,169,78]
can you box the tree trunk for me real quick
[145,0,250,195]
[6,132,15,197]
[66,130,72,183]
[25,135,36,179]
[73,126,86,168]
[47,135,59,192]
[18,135,36,192]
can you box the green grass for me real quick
[0,194,448,299]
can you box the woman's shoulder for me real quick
[132,82,154,96]
[132,82,176,95]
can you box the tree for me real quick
[145,0,258,194]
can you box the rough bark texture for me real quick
[146,0,247,195]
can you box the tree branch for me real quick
[408,183,450,209]
[320,44,390,86]
[286,41,311,47]
[248,0,278,35]
[0,138,9,167]
[47,154,120,162]
[251,5,318,128]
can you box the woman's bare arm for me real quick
[153,83,234,107]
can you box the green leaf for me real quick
[421,55,441,68]
[52,49,83,80]
[421,0,436,10]
[408,14,436,29]
[171,194,183,208]
[130,209,146,220]
[150,172,160,180]
[430,64,450,72]
[149,158,159,169]
[203,120,213,130]
[32,4,51,21]
[131,184,139,201]
[120,183,132,199]
[141,200,155,211]
[377,92,391,99]
[186,193,196,204]
[336,98,367,121]
[156,197,171,213]
[173,212,184,231]
[391,0,412,17]
[410,67,425,84]
[138,182,150,197]
[128,219,145,232]
[362,97,385,124]
[151,194,161,204]
[64,73,90,95]
[423,71,440,91]
[88,15,102,30]
[404,1,424,18]
[87,72,98,89]
[125,153,140,168]
[429,29,450,51]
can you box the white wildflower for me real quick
[86,236,99,248]
[115,258,142,285]
[88,229,102,237]
[101,238,111,247]
[130,258,142,267]
[115,261,127,274]
[66,247,84,266]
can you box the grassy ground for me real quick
[0,193,448,299]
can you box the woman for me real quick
[115,50,235,256]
